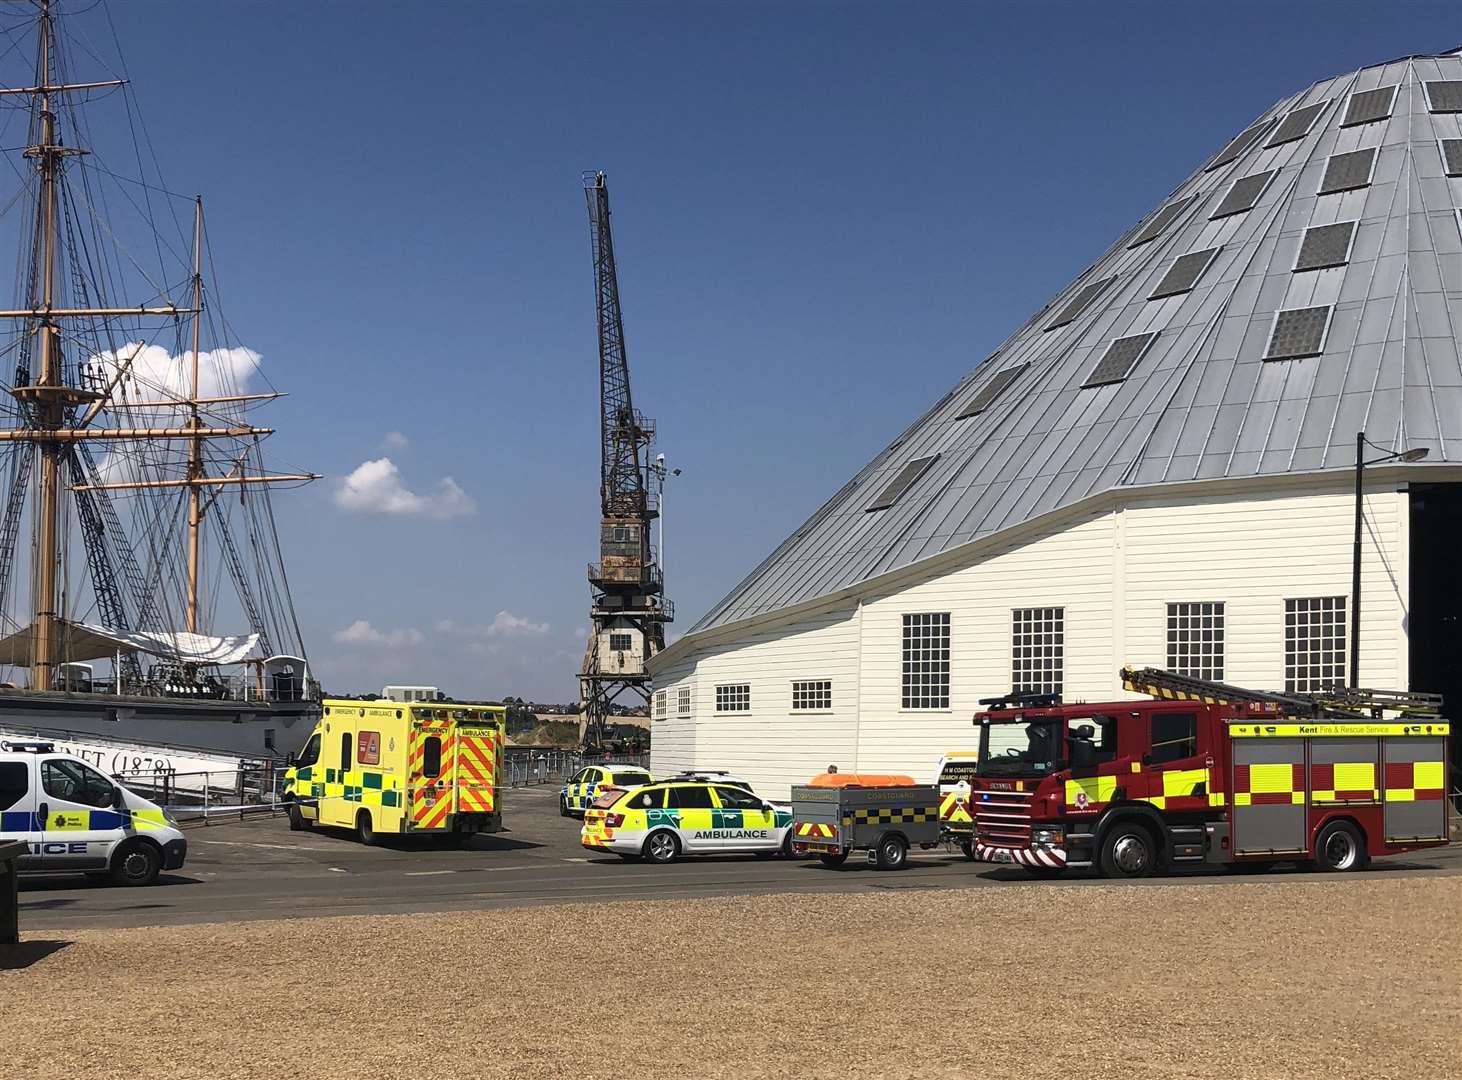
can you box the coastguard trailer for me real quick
[791,775,940,870]
[285,699,505,844]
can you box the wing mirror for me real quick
[111,785,125,810]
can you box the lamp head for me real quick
[1399,447,1430,463]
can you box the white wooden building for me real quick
[648,53,1462,799]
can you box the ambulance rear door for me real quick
[452,715,498,818]
[0,757,40,869]
[408,714,454,831]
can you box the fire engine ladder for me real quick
[1119,667,1443,719]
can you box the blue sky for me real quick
[52,0,1460,700]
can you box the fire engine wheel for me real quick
[1314,820,1368,872]
[875,834,908,871]
[1099,822,1157,879]
[818,852,849,868]
[109,839,161,887]
[356,809,377,847]
[643,830,681,864]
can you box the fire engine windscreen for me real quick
[977,719,1065,777]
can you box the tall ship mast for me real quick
[0,1,318,758]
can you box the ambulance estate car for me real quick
[0,741,186,886]
[581,779,794,863]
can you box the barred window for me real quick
[715,683,751,713]
[609,633,632,652]
[791,680,832,711]
[1012,607,1063,695]
[676,686,692,717]
[653,689,667,720]
[902,613,950,709]
[1285,597,1346,693]
[1166,603,1225,681]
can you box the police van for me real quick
[0,741,187,886]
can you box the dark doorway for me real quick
[1410,483,1462,791]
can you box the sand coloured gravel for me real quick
[2,876,1458,1080]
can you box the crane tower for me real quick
[578,172,672,748]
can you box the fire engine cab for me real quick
[969,667,1450,878]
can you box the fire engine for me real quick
[969,667,1450,878]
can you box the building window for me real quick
[609,633,632,652]
[676,686,692,717]
[1166,603,1225,681]
[653,689,667,719]
[1285,597,1346,693]
[791,680,832,712]
[902,613,951,710]
[1012,607,1064,696]
[715,683,751,713]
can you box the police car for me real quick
[559,763,653,817]
[581,779,793,863]
[0,741,186,886]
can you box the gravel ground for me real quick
[3,876,1458,1080]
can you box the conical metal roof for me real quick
[691,50,1462,636]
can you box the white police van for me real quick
[0,741,187,886]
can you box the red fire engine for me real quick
[969,667,1451,878]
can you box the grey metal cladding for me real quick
[1264,306,1331,360]
[1206,118,1276,172]
[1318,148,1376,195]
[1264,100,1329,146]
[1150,248,1221,299]
[1294,221,1356,271]
[864,454,939,512]
[1045,276,1116,331]
[1441,139,1462,177]
[1341,85,1396,127]
[1128,194,1196,248]
[1425,80,1462,112]
[1083,333,1158,387]
[1210,171,1276,218]
[683,51,1460,638]
[956,363,1029,419]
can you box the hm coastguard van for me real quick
[0,741,186,886]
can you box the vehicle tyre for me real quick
[874,834,908,871]
[959,838,975,861]
[780,832,796,858]
[288,803,311,831]
[1098,821,1157,879]
[643,829,680,864]
[109,839,161,887]
[559,795,571,817]
[1313,820,1368,872]
[818,852,848,868]
[356,809,377,847]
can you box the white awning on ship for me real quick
[0,620,260,667]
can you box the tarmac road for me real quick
[18,784,1462,930]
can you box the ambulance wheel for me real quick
[1099,822,1156,879]
[1314,820,1368,872]
[109,840,161,887]
[643,830,680,864]
[288,803,311,831]
[356,809,377,846]
[874,834,908,871]
[818,852,848,868]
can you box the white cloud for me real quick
[382,431,410,451]
[334,457,475,519]
[573,627,587,640]
[333,619,424,649]
[486,610,550,637]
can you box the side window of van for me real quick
[0,761,28,811]
[42,759,115,808]
[339,733,352,774]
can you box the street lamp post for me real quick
[649,453,681,581]
[1350,433,1429,689]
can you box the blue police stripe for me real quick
[88,810,126,829]
[1,810,36,831]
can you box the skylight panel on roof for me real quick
[1293,221,1355,271]
[1425,80,1462,113]
[1318,147,1376,195]
[1128,194,1197,248]
[1044,276,1116,331]
[1264,306,1331,361]
[1206,118,1276,172]
[1148,247,1221,299]
[865,454,939,513]
[956,363,1029,420]
[1441,138,1462,177]
[1082,332,1158,387]
[1341,85,1397,127]
[1210,170,1277,218]
[1265,100,1329,147]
